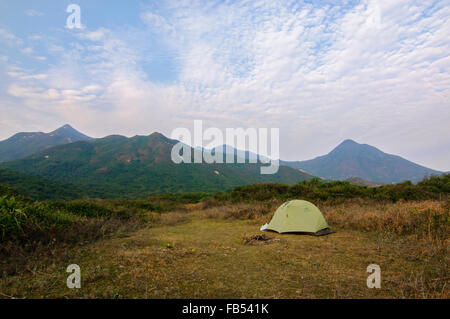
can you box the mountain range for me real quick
[0,124,92,163]
[0,125,445,199]
[281,139,443,184]
[0,130,312,198]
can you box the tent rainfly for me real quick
[265,200,332,236]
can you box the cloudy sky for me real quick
[0,0,449,170]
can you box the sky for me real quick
[0,0,449,171]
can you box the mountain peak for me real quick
[61,124,74,130]
[0,125,93,163]
[51,124,92,140]
[53,124,77,133]
[149,132,165,138]
[330,139,363,154]
[335,139,360,149]
[148,132,171,142]
[341,139,358,145]
[283,139,443,183]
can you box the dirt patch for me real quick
[243,234,279,246]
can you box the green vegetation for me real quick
[0,133,313,199]
[0,174,448,298]
[0,174,448,246]
[0,187,156,277]
[217,174,450,203]
[0,169,86,200]
[0,194,148,246]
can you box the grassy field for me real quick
[1,199,448,299]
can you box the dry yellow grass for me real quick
[155,210,192,226]
[321,200,447,235]
[200,202,271,220]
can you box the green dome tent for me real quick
[265,200,332,236]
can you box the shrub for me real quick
[47,200,114,218]
[0,195,76,243]
[224,174,449,203]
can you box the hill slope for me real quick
[0,124,93,163]
[0,133,313,198]
[0,169,86,200]
[281,139,443,184]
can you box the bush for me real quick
[418,174,450,193]
[0,195,76,243]
[224,174,449,203]
[0,195,151,246]
[47,200,114,218]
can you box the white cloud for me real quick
[7,70,48,81]
[28,35,43,41]
[0,28,23,46]
[25,9,44,17]
[21,47,34,55]
[80,28,109,42]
